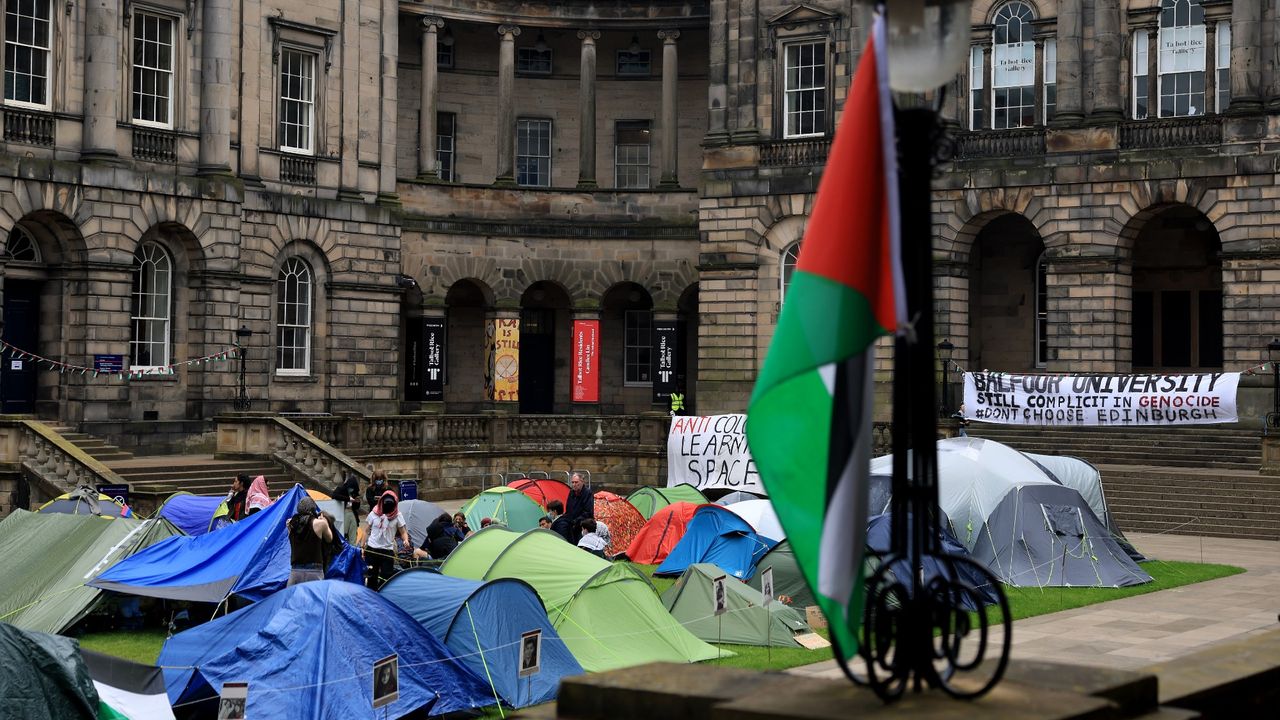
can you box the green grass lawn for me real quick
[77,628,168,665]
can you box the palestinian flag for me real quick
[745,13,903,665]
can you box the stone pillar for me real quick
[238,0,263,184]
[338,0,360,198]
[197,0,233,174]
[657,30,680,189]
[418,17,445,179]
[705,0,730,144]
[1205,21,1218,113]
[377,0,399,203]
[1033,39,1045,126]
[1229,0,1263,113]
[1091,0,1123,121]
[576,30,600,189]
[734,0,759,141]
[81,0,120,161]
[1052,0,1084,125]
[495,25,521,186]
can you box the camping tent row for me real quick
[626,483,708,520]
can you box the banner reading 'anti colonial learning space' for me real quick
[667,414,764,495]
[963,372,1239,426]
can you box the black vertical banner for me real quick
[405,321,423,401]
[422,317,446,401]
[651,319,678,404]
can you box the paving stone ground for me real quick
[789,532,1280,679]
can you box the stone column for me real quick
[1205,21,1218,113]
[80,0,120,161]
[576,30,600,189]
[377,0,399,203]
[1092,0,1123,121]
[495,25,521,185]
[735,0,758,141]
[1052,0,1084,125]
[238,0,263,184]
[1033,39,1045,126]
[1229,0,1263,113]
[657,30,680,189]
[197,0,233,174]
[705,0,730,144]
[981,46,993,129]
[418,17,445,179]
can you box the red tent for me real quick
[624,501,707,564]
[507,478,570,510]
[593,491,646,558]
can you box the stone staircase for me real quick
[46,426,135,463]
[967,425,1279,541]
[105,454,294,516]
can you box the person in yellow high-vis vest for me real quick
[669,386,685,415]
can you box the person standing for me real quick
[564,473,594,544]
[288,497,336,586]
[331,471,362,543]
[225,474,249,521]
[364,470,391,515]
[361,490,409,590]
[669,385,685,416]
[245,476,271,516]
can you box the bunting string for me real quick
[0,340,241,381]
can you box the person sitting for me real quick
[538,515,552,530]
[576,519,607,558]
[288,496,336,586]
[424,512,460,559]
[245,475,271,516]
[546,500,572,541]
[452,512,472,538]
[594,519,612,548]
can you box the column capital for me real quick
[498,24,522,39]
[657,29,681,43]
[577,29,600,42]
[421,16,445,32]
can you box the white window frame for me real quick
[1215,22,1230,113]
[990,1,1036,130]
[3,0,53,110]
[278,47,317,155]
[275,257,312,375]
[1156,0,1206,118]
[130,241,173,370]
[624,309,653,385]
[516,117,551,188]
[131,10,176,129]
[436,111,455,182]
[781,242,800,302]
[782,40,826,139]
[1132,29,1150,120]
[969,45,985,130]
[1043,38,1056,122]
[614,119,651,189]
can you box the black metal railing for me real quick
[954,127,1045,159]
[280,154,317,185]
[759,137,832,167]
[2,108,54,147]
[131,127,176,162]
[1119,116,1223,150]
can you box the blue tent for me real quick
[159,580,495,719]
[654,505,776,579]
[380,569,583,708]
[89,485,364,602]
[157,494,227,536]
[864,512,999,611]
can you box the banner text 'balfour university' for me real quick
[667,414,765,494]
[962,372,1240,427]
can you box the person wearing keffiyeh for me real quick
[245,475,271,516]
[360,490,408,589]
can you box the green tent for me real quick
[661,563,812,647]
[442,526,725,671]
[746,540,817,609]
[460,487,547,531]
[0,623,99,720]
[0,510,181,633]
[627,483,708,520]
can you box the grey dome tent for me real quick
[1023,452,1144,563]
[661,563,813,647]
[746,540,816,609]
[870,437,1151,588]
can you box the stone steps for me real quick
[967,425,1261,471]
[46,426,135,463]
[1100,470,1280,541]
[107,455,293,514]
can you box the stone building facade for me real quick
[2,0,1278,438]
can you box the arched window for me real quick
[781,242,801,301]
[3,226,41,262]
[276,257,312,374]
[1035,252,1048,367]
[130,241,172,368]
[1157,0,1206,117]
[991,2,1036,129]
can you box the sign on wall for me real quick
[572,320,599,403]
[1158,25,1206,75]
[962,372,1239,427]
[487,317,519,402]
[667,414,765,494]
[422,317,446,402]
[992,41,1035,87]
[651,320,678,405]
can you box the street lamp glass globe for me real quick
[885,0,972,93]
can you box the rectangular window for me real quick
[278,49,316,154]
[437,40,454,69]
[1157,23,1205,117]
[1043,39,1056,122]
[969,46,985,130]
[4,0,52,107]
[131,12,175,128]
[436,111,455,182]
[624,309,652,384]
[992,40,1035,129]
[614,120,650,189]
[516,47,552,74]
[782,41,826,138]
[516,117,551,187]
[1133,29,1149,120]
[1216,23,1230,113]
[616,49,650,76]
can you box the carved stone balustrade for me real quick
[0,419,127,507]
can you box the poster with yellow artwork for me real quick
[489,317,520,402]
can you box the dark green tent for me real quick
[0,623,99,719]
[746,540,816,609]
[661,563,812,647]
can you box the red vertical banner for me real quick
[572,320,599,402]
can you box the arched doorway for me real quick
[444,280,491,412]
[519,281,570,414]
[1130,205,1222,369]
[967,213,1046,372]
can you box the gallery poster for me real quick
[651,319,678,405]
[421,317,445,401]
[572,320,599,402]
[489,317,520,402]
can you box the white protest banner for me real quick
[667,414,765,494]
[963,372,1239,427]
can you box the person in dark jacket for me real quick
[364,470,390,513]
[563,473,594,544]
[331,471,362,543]
[288,496,336,586]
[546,500,573,541]
[423,512,460,559]
[226,474,250,521]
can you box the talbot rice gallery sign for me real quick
[963,372,1240,427]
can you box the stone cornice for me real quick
[401,216,697,241]
[397,1,709,31]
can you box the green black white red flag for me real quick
[745,13,904,665]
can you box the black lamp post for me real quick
[1268,338,1280,429]
[233,324,252,411]
[853,0,1010,704]
[937,338,955,417]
